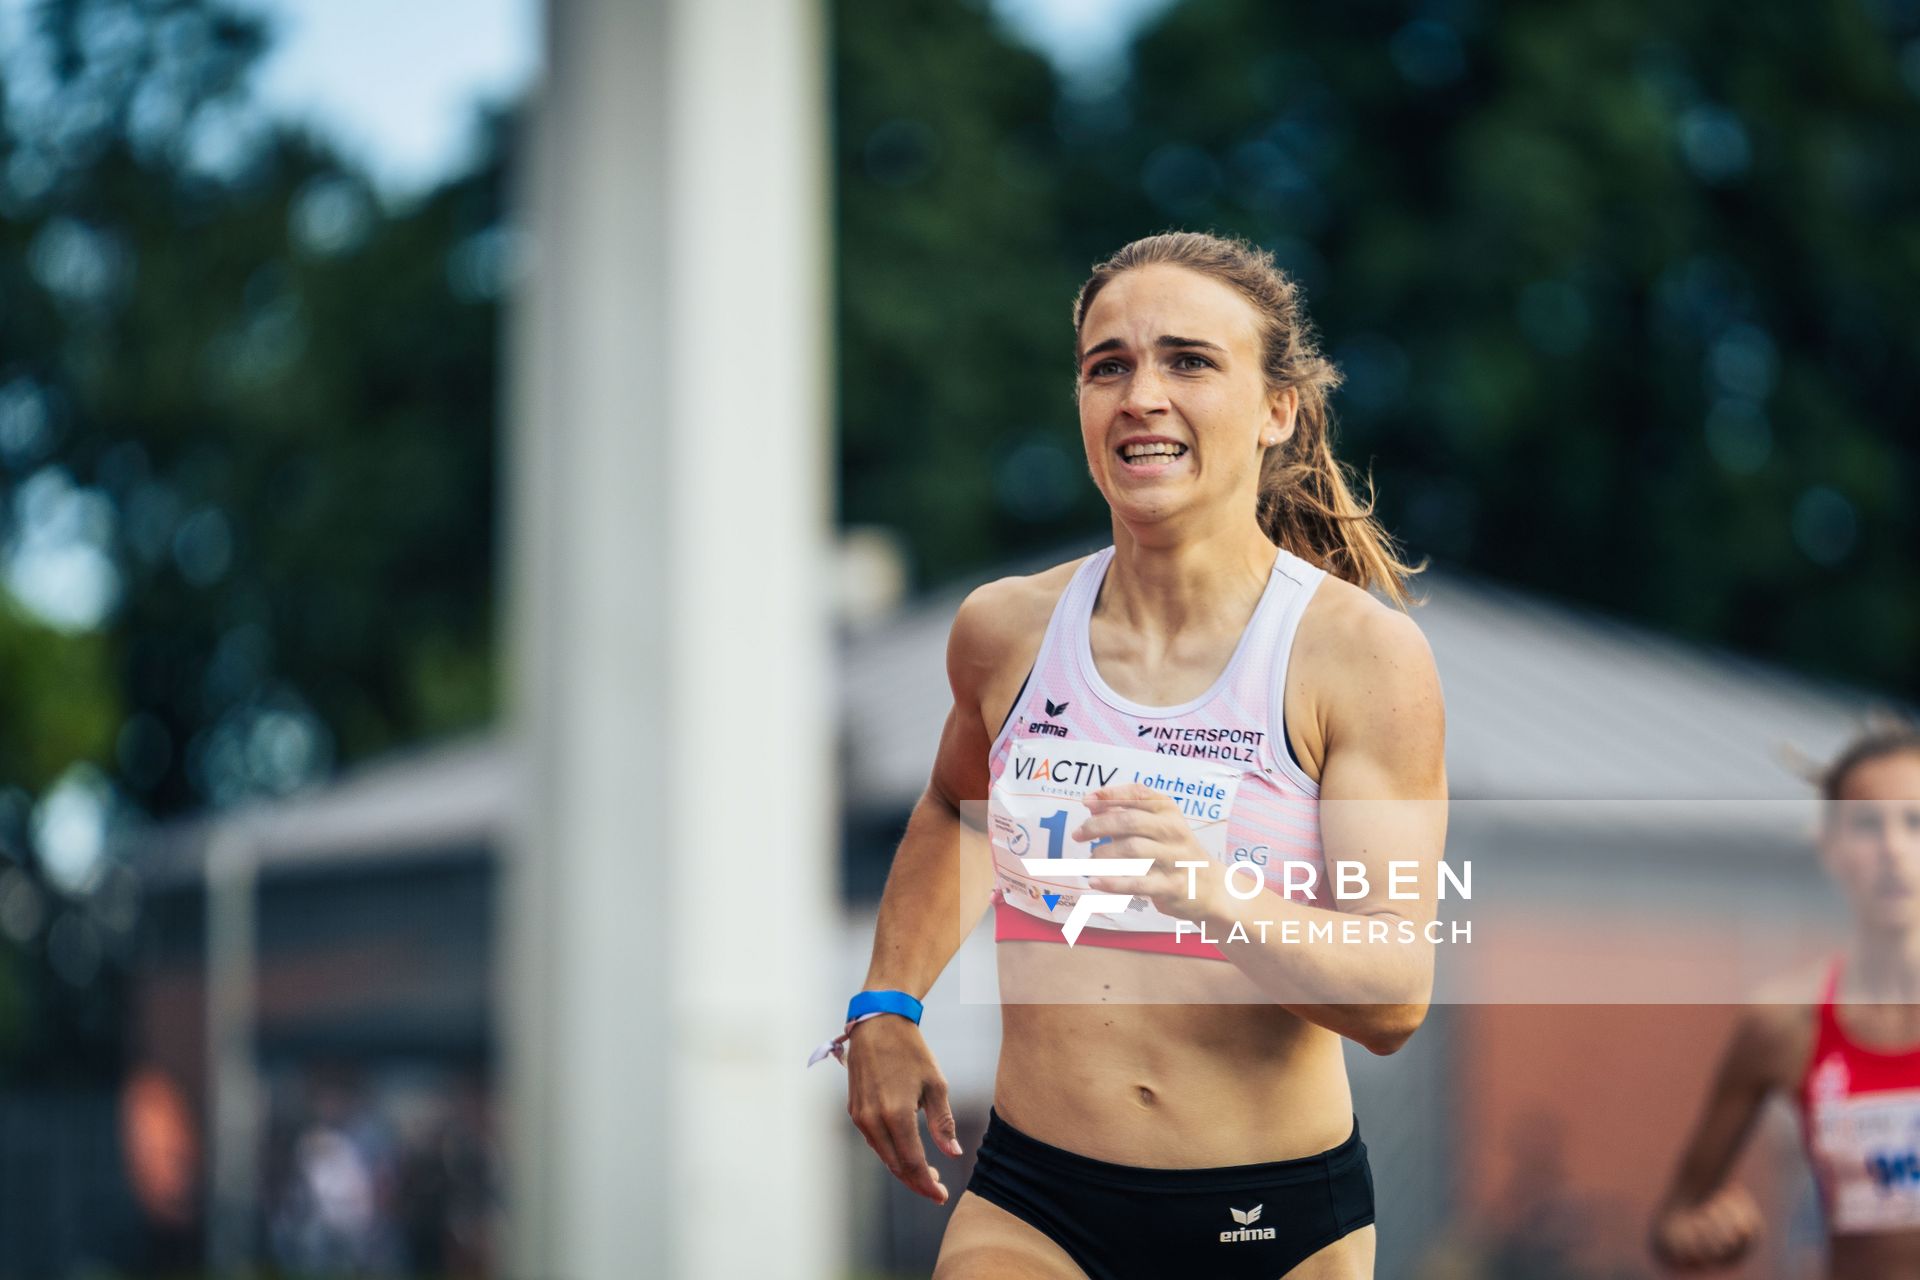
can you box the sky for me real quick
[236,0,1169,196]
[238,0,540,196]
[992,0,1175,81]
[0,0,1170,196]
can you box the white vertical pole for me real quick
[505,0,837,1275]
[665,0,838,1272]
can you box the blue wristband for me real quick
[807,990,926,1068]
[846,990,923,1026]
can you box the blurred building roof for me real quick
[841,548,1887,820]
[1413,571,1873,803]
[135,735,515,887]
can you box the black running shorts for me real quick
[963,1108,1375,1278]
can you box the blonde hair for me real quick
[1073,230,1422,608]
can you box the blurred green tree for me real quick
[0,603,118,791]
[1048,0,1920,697]
[0,0,506,1079]
[834,0,1099,581]
[1,0,504,822]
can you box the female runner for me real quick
[836,231,1449,1279]
[1652,723,1920,1276]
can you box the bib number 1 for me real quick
[1037,809,1067,859]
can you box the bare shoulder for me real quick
[947,556,1088,717]
[1292,576,1444,767]
[1735,967,1820,1066]
[1727,1001,1819,1088]
[950,559,1079,663]
[1713,965,1824,1087]
[928,559,1088,810]
[1295,575,1440,688]
[1748,960,1827,1010]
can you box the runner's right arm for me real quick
[847,584,1019,1205]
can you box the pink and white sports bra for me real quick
[985,544,1328,960]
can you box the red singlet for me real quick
[1799,960,1920,1233]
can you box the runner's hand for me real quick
[1651,1184,1761,1270]
[1077,783,1218,921]
[846,1014,963,1205]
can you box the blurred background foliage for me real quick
[0,0,507,1081]
[839,0,1920,703]
[0,0,1915,1078]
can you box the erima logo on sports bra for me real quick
[1027,696,1071,738]
[1220,1204,1275,1243]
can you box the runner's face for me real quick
[1823,752,1920,930]
[1076,265,1293,529]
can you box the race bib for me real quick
[1812,1089,1920,1232]
[988,739,1242,935]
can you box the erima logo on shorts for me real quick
[1221,1204,1276,1243]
